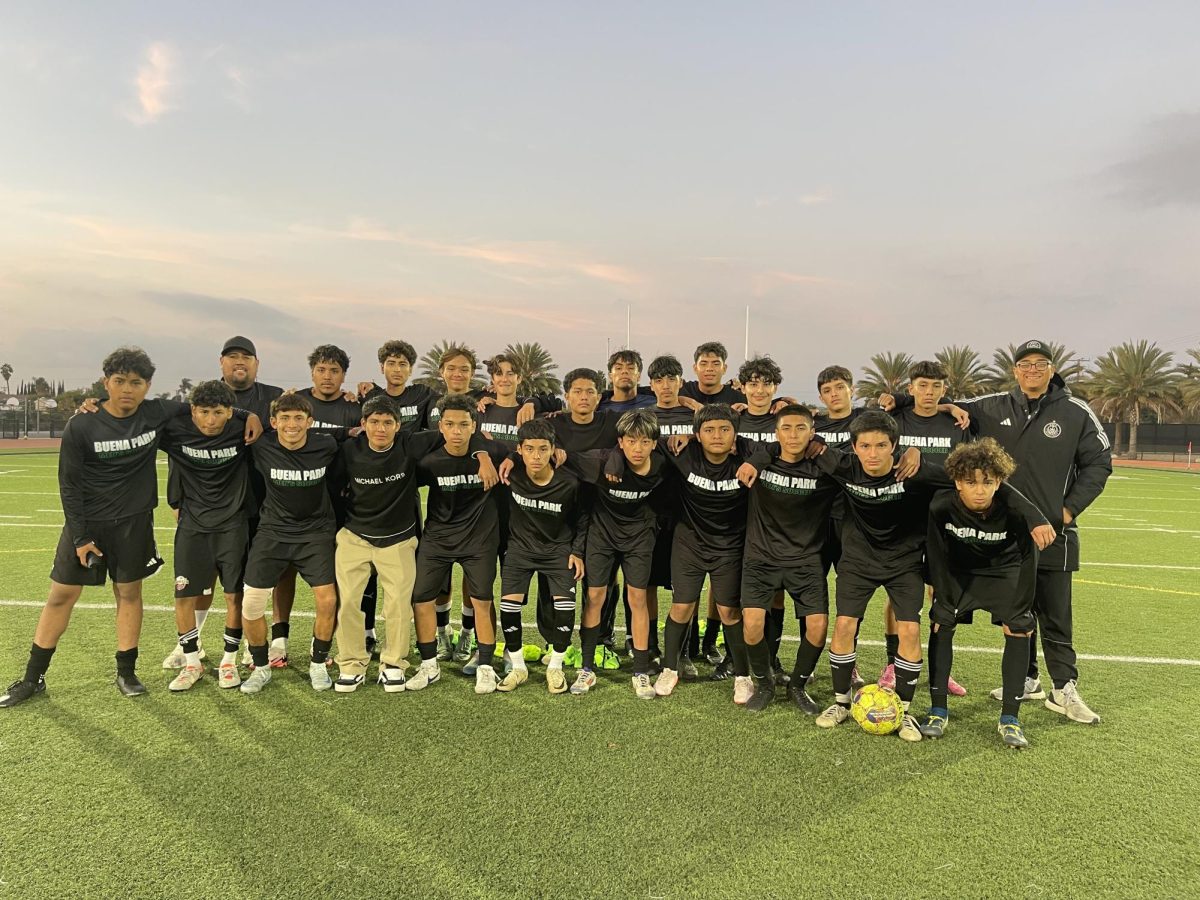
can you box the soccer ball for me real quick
[851,684,903,735]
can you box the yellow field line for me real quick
[1076,578,1200,598]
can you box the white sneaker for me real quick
[334,672,365,693]
[475,665,498,694]
[435,630,453,661]
[569,669,597,695]
[631,673,655,699]
[309,662,333,692]
[654,668,679,697]
[497,666,528,692]
[217,662,241,689]
[546,666,568,694]
[733,675,754,705]
[162,645,206,669]
[239,666,272,694]
[268,637,289,668]
[1045,680,1100,724]
[897,713,923,742]
[377,667,407,693]
[405,661,441,691]
[816,704,850,728]
[168,665,204,692]
[990,676,1046,702]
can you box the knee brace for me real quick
[242,586,271,621]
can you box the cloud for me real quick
[126,42,175,125]
[1106,111,1200,207]
[799,188,833,205]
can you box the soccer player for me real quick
[238,394,341,694]
[407,395,509,693]
[160,380,259,691]
[680,342,745,406]
[494,419,587,694]
[920,438,1055,749]
[1,348,255,707]
[740,404,840,712]
[735,356,784,444]
[362,339,439,434]
[478,353,526,448]
[598,349,657,412]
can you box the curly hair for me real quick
[944,437,1016,483]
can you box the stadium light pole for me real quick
[744,305,750,365]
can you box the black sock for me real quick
[476,642,496,669]
[461,605,476,634]
[436,603,451,629]
[551,598,575,654]
[500,602,524,655]
[580,624,601,672]
[768,606,785,660]
[702,617,721,652]
[361,586,377,632]
[687,614,700,658]
[852,617,862,648]
[648,617,660,655]
[1002,634,1029,719]
[250,643,269,668]
[746,639,772,681]
[311,637,332,664]
[24,643,55,683]
[723,620,749,677]
[797,615,807,642]
[115,647,138,678]
[928,626,954,711]
[223,627,243,653]
[632,647,651,675]
[885,633,900,666]
[417,639,437,662]
[664,617,687,671]
[829,650,856,706]
[893,654,923,707]
[792,638,824,684]
[1025,625,1039,679]
[178,628,199,654]
[271,621,290,641]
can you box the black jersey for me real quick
[659,439,767,557]
[680,381,744,406]
[737,411,777,445]
[550,411,619,453]
[567,449,669,545]
[746,454,839,563]
[812,407,866,450]
[478,403,522,448]
[892,407,968,458]
[250,431,340,541]
[160,412,252,531]
[363,383,437,435]
[505,466,587,558]
[417,442,510,556]
[58,398,186,546]
[653,404,695,438]
[296,388,361,439]
[231,381,284,427]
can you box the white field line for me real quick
[0,599,1196,667]
[1083,562,1200,571]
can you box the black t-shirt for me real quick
[659,439,765,557]
[250,431,340,541]
[417,443,510,556]
[505,466,587,558]
[549,411,619,453]
[58,399,187,545]
[363,383,438,435]
[653,404,695,438]
[231,381,284,426]
[160,412,252,531]
[478,403,522,449]
[892,408,968,459]
[737,411,777,445]
[680,381,745,406]
[812,407,866,450]
[297,388,361,440]
[746,454,839,564]
[567,449,669,546]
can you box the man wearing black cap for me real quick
[219,336,284,424]
[884,339,1111,724]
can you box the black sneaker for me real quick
[0,677,46,708]
[772,665,792,689]
[709,656,734,681]
[744,684,775,712]
[789,684,820,715]
[115,674,148,697]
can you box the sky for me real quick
[2,2,1199,401]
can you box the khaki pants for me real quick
[334,530,416,675]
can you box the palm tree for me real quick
[856,352,915,401]
[503,342,562,396]
[934,345,988,399]
[176,378,194,401]
[984,341,1088,393]
[415,340,487,392]
[0,363,11,395]
[1086,340,1180,457]
[1177,347,1200,417]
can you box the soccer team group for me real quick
[0,334,1114,749]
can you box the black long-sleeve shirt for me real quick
[160,411,253,531]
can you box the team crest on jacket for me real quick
[1043,421,1062,439]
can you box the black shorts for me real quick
[930,570,1036,633]
[501,549,578,600]
[244,534,335,589]
[820,515,844,575]
[835,568,924,622]
[174,523,249,598]
[414,543,498,603]
[50,513,164,587]
[741,558,828,617]
[649,520,674,589]
[586,529,653,590]
[671,536,741,608]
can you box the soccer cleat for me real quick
[999,721,1030,749]
[540,645,553,666]
[877,663,896,691]
[241,646,254,667]
[1045,680,1100,724]
[897,714,924,742]
[569,669,598,695]
[815,704,850,728]
[703,646,723,667]
[268,637,289,669]
[168,665,205,692]
[631,673,655,699]
[474,665,498,694]
[546,667,568,694]
[947,675,967,697]
[162,645,207,669]
[334,672,366,693]
[789,685,820,716]
[115,674,147,697]
[309,662,333,692]
[653,668,679,697]
[218,663,241,689]
[239,666,273,694]
[733,675,755,705]
[405,661,441,691]
[453,630,474,664]
[462,652,479,677]
[649,654,664,675]
[851,665,865,689]
[436,631,453,662]
[366,635,380,661]
[679,657,698,682]
[744,683,775,712]
[0,677,46,708]
[772,663,791,689]
[709,656,734,681]
[919,713,948,739]
[497,667,528,692]
[990,677,1045,702]
[377,667,407,693]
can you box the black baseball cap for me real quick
[221,336,257,357]
[1013,339,1052,363]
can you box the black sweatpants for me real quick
[1027,570,1078,688]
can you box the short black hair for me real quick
[817,365,853,390]
[774,403,814,424]
[271,393,313,418]
[738,355,782,386]
[517,418,556,446]
[439,343,477,371]
[607,349,643,373]
[377,340,416,366]
[648,355,683,380]
[693,342,728,363]
[361,395,399,421]
[849,409,899,446]
[908,360,947,381]
[102,347,155,381]
[190,380,235,409]
[693,403,736,434]
[308,344,350,371]
[437,392,477,422]
[617,409,660,441]
[563,368,604,393]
